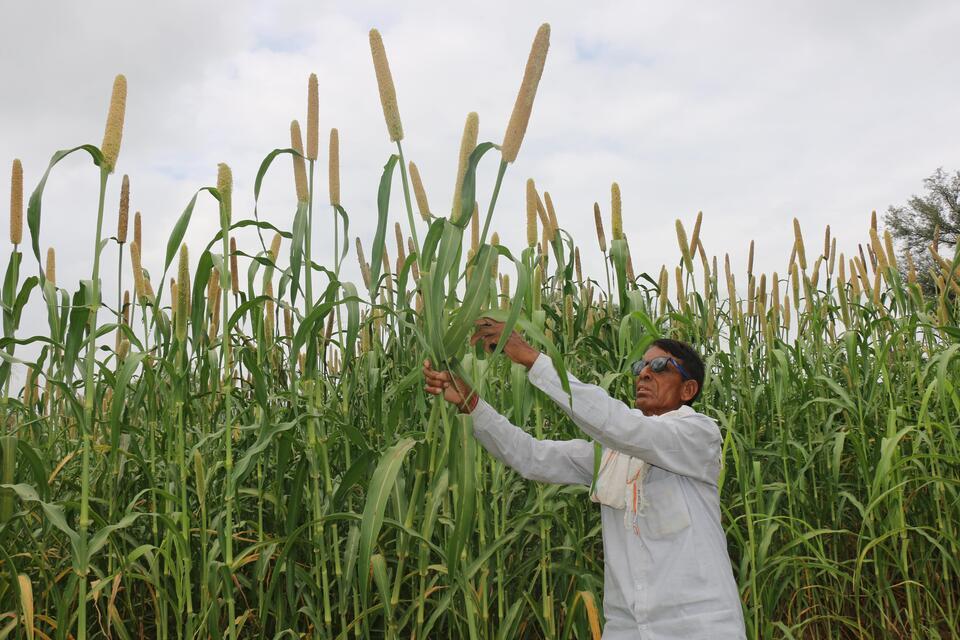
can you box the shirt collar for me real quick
[660,404,696,417]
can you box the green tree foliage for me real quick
[885,168,960,291]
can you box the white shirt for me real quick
[470,354,746,639]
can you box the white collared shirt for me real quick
[470,354,746,639]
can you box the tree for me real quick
[885,168,960,293]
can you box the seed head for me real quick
[217,163,233,225]
[689,211,703,256]
[544,192,558,241]
[284,307,293,338]
[564,294,574,332]
[176,244,190,341]
[10,159,22,246]
[594,202,607,253]
[883,230,898,270]
[675,219,693,273]
[130,241,145,300]
[674,265,684,310]
[117,174,130,243]
[45,247,56,286]
[771,272,780,315]
[854,256,870,296]
[329,128,340,206]
[408,161,431,220]
[525,179,538,247]
[747,240,755,277]
[122,290,130,324]
[145,272,158,307]
[207,268,220,312]
[395,222,406,265]
[823,225,831,258]
[290,120,309,203]
[532,264,542,309]
[408,238,419,280]
[869,228,888,271]
[134,211,142,249]
[534,188,550,234]
[264,280,275,339]
[793,218,807,270]
[307,73,319,160]
[501,24,550,163]
[230,237,239,294]
[369,29,404,142]
[270,233,282,264]
[357,238,371,289]
[575,247,582,283]
[848,259,860,297]
[658,266,669,313]
[452,112,479,221]
[724,254,737,306]
[611,182,623,241]
[906,251,916,284]
[870,210,877,231]
[100,75,127,173]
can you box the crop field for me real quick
[1,23,959,640]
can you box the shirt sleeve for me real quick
[527,354,721,485]
[470,398,596,486]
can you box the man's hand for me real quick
[423,360,477,413]
[470,318,541,370]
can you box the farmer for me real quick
[423,318,746,639]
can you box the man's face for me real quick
[633,346,699,416]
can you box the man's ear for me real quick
[680,379,699,403]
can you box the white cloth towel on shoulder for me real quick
[589,404,695,535]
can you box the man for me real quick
[423,318,746,639]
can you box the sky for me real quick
[2,1,959,378]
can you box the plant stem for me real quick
[478,160,508,250]
[220,194,238,640]
[395,142,420,258]
[77,166,109,640]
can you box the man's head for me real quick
[632,339,704,415]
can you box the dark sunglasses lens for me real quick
[631,360,646,376]
[650,357,669,373]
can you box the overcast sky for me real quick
[2,1,959,375]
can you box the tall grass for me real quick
[0,24,959,640]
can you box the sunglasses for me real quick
[630,356,692,380]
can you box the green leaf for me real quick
[454,142,498,226]
[359,437,416,607]
[289,201,309,305]
[159,188,218,308]
[27,145,105,271]
[368,155,400,295]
